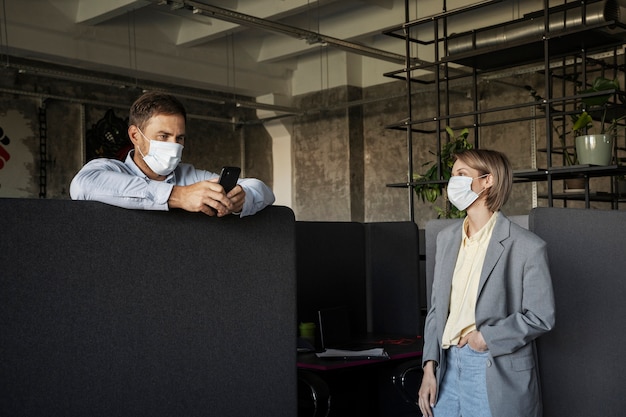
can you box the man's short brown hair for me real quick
[129,91,187,130]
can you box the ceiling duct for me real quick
[446,0,624,67]
[180,0,409,65]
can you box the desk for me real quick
[297,335,422,417]
[297,335,422,370]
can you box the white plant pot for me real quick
[575,134,613,166]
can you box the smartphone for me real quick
[218,166,241,193]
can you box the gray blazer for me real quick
[423,213,555,417]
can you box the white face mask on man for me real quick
[447,174,489,211]
[136,127,183,176]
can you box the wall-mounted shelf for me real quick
[514,164,626,181]
[384,0,626,218]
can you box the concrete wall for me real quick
[0,60,273,202]
[290,69,623,224]
[0,56,622,225]
[292,86,365,222]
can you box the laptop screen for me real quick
[317,306,352,350]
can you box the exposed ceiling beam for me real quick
[75,0,151,24]
[175,0,329,46]
[163,0,410,65]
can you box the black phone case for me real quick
[218,166,241,193]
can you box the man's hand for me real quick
[226,184,245,215]
[168,180,245,216]
[418,361,437,417]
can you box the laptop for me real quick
[316,306,387,359]
[317,306,353,350]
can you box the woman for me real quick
[418,149,555,417]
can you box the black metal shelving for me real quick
[384,0,626,218]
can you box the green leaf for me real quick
[580,77,619,108]
[572,111,593,132]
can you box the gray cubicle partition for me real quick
[366,222,420,336]
[529,207,626,417]
[0,199,297,417]
[296,220,421,340]
[296,221,368,341]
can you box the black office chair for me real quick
[298,370,331,417]
[391,359,422,410]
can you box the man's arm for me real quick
[69,158,173,210]
[71,158,275,216]
[237,178,275,216]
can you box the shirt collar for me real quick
[462,211,499,245]
[125,150,176,182]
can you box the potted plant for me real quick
[412,126,473,218]
[572,76,624,166]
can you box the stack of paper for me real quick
[315,348,389,359]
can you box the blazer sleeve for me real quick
[421,224,461,367]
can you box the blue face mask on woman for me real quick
[447,174,489,211]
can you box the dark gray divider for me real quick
[0,198,297,417]
[530,207,626,417]
[296,221,367,341]
[366,222,420,335]
[296,221,421,340]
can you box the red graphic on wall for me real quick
[0,127,10,170]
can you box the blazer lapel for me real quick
[438,226,463,312]
[477,214,511,296]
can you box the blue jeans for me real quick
[433,344,493,417]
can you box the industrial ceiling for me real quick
[2,0,623,111]
[1,0,422,104]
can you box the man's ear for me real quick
[128,125,140,147]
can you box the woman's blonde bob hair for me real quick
[453,149,513,212]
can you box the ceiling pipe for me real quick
[5,60,302,114]
[448,0,624,56]
[163,0,414,66]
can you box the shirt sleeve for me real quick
[237,178,276,217]
[69,158,174,211]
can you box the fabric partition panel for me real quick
[366,222,421,335]
[0,199,297,417]
[295,221,367,341]
[530,207,626,417]
[296,221,422,341]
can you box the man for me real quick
[70,92,275,217]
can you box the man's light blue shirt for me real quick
[70,151,275,217]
